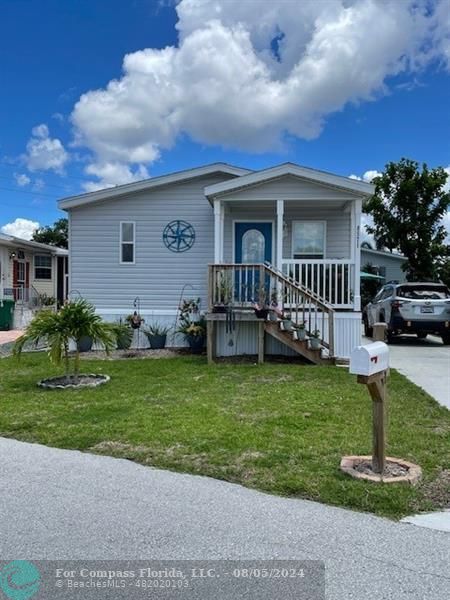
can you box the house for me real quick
[361,247,407,283]
[58,162,375,361]
[0,233,68,328]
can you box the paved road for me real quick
[363,334,450,409]
[0,438,449,599]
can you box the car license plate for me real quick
[420,306,434,314]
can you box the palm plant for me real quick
[14,299,116,382]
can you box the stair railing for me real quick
[208,263,335,358]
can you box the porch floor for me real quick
[0,330,23,344]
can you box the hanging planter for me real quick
[126,311,145,330]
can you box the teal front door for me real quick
[234,222,272,264]
[234,222,272,303]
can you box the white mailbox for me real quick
[349,342,389,376]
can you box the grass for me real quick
[0,352,449,519]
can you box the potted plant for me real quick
[178,298,206,353]
[252,285,270,319]
[14,299,115,388]
[294,321,307,341]
[268,288,281,321]
[144,322,170,349]
[309,329,322,350]
[280,312,293,331]
[213,271,232,313]
[112,319,133,350]
[126,311,145,330]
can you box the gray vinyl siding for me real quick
[361,250,407,283]
[69,174,234,312]
[220,175,358,201]
[223,203,351,262]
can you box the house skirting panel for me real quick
[214,311,362,360]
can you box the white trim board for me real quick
[59,163,252,210]
[205,163,374,199]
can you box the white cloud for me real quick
[83,161,150,192]
[349,170,382,182]
[1,218,40,240]
[13,172,31,187]
[25,123,69,173]
[70,0,450,186]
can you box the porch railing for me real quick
[281,259,354,308]
[208,263,335,357]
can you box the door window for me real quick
[242,229,265,263]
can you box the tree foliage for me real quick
[32,217,68,248]
[365,158,450,281]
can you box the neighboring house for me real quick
[361,247,407,283]
[0,233,68,328]
[58,163,375,360]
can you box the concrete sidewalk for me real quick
[363,334,450,409]
[0,438,449,599]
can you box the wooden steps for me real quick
[264,321,333,365]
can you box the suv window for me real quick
[381,286,394,300]
[397,285,450,300]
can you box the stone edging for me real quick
[38,374,111,389]
[340,455,422,485]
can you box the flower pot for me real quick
[254,308,269,319]
[147,333,167,349]
[212,305,228,314]
[186,335,205,353]
[297,328,307,341]
[282,319,293,331]
[309,337,321,350]
[77,336,93,353]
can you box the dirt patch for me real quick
[355,460,408,478]
[419,469,450,509]
[91,441,150,456]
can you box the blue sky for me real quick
[1,0,449,238]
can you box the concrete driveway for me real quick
[0,438,449,599]
[363,334,450,410]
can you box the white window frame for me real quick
[120,221,136,265]
[34,254,52,280]
[291,220,327,259]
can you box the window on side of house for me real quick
[120,222,135,264]
[34,255,52,279]
[292,221,326,259]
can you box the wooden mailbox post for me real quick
[350,341,390,474]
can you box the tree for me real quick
[32,217,68,248]
[365,159,450,281]
[14,299,116,382]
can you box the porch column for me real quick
[214,199,221,263]
[276,199,284,272]
[220,201,225,262]
[352,198,362,311]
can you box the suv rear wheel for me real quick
[363,316,373,338]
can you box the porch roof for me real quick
[204,162,374,201]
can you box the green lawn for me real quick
[0,352,449,519]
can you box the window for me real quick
[397,285,450,300]
[242,229,265,263]
[120,222,135,264]
[34,255,52,279]
[292,221,325,259]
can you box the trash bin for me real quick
[0,299,15,330]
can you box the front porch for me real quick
[203,165,373,361]
[211,197,362,311]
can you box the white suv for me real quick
[363,282,450,344]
